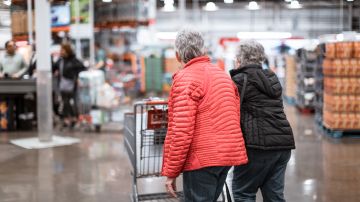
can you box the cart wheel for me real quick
[95,125,101,133]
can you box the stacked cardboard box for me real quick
[285,55,297,99]
[11,10,35,35]
[323,41,360,130]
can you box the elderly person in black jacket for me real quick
[230,40,295,202]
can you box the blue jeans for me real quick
[232,149,291,202]
[183,166,231,202]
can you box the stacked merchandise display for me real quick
[314,44,326,125]
[0,100,14,131]
[94,0,151,28]
[284,55,297,104]
[322,41,360,137]
[295,49,317,112]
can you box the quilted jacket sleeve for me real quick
[161,74,204,178]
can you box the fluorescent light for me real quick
[347,0,354,2]
[156,32,178,40]
[237,32,292,39]
[284,0,292,2]
[162,0,176,12]
[224,0,234,4]
[288,0,302,9]
[247,1,260,10]
[3,0,11,6]
[203,2,219,11]
[102,0,112,2]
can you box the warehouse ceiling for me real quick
[157,0,360,9]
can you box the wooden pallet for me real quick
[319,123,360,138]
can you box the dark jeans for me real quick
[60,92,77,119]
[232,149,291,202]
[183,166,231,202]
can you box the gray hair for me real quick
[175,29,205,63]
[236,40,266,68]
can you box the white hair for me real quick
[175,29,205,63]
[236,40,266,67]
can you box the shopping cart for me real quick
[124,99,229,202]
[124,100,184,201]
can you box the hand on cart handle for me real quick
[165,177,177,198]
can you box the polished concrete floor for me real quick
[0,106,359,202]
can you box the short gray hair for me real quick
[236,40,266,67]
[175,29,205,63]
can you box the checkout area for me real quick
[0,79,36,131]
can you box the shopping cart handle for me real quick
[145,100,168,105]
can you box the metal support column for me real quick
[35,0,53,142]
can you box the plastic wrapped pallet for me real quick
[323,41,360,131]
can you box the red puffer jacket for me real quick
[161,56,248,178]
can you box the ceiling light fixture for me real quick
[237,32,292,39]
[247,1,260,10]
[203,2,219,11]
[347,0,354,2]
[162,0,176,12]
[102,0,112,2]
[224,0,234,4]
[288,0,302,9]
[284,0,292,2]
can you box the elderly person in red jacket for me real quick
[161,28,248,201]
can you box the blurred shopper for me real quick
[0,40,28,78]
[95,42,107,71]
[53,43,86,128]
[230,40,295,202]
[161,29,248,201]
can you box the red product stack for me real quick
[323,41,360,132]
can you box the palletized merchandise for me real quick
[285,56,297,98]
[323,41,360,131]
[325,43,336,59]
[323,110,360,129]
[354,42,360,58]
[324,77,360,94]
[336,42,353,59]
[323,94,360,112]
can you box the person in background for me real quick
[95,42,107,71]
[161,29,248,201]
[230,40,295,202]
[53,43,86,128]
[0,40,28,78]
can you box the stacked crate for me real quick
[296,49,317,110]
[284,55,297,103]
[322,41,360,130]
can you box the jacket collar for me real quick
[230,64,262,77]
[184,56,210,69]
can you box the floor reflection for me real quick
[0,105,358,201]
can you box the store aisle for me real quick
[0,105,359,202]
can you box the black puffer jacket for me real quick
[230,64,295,150]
